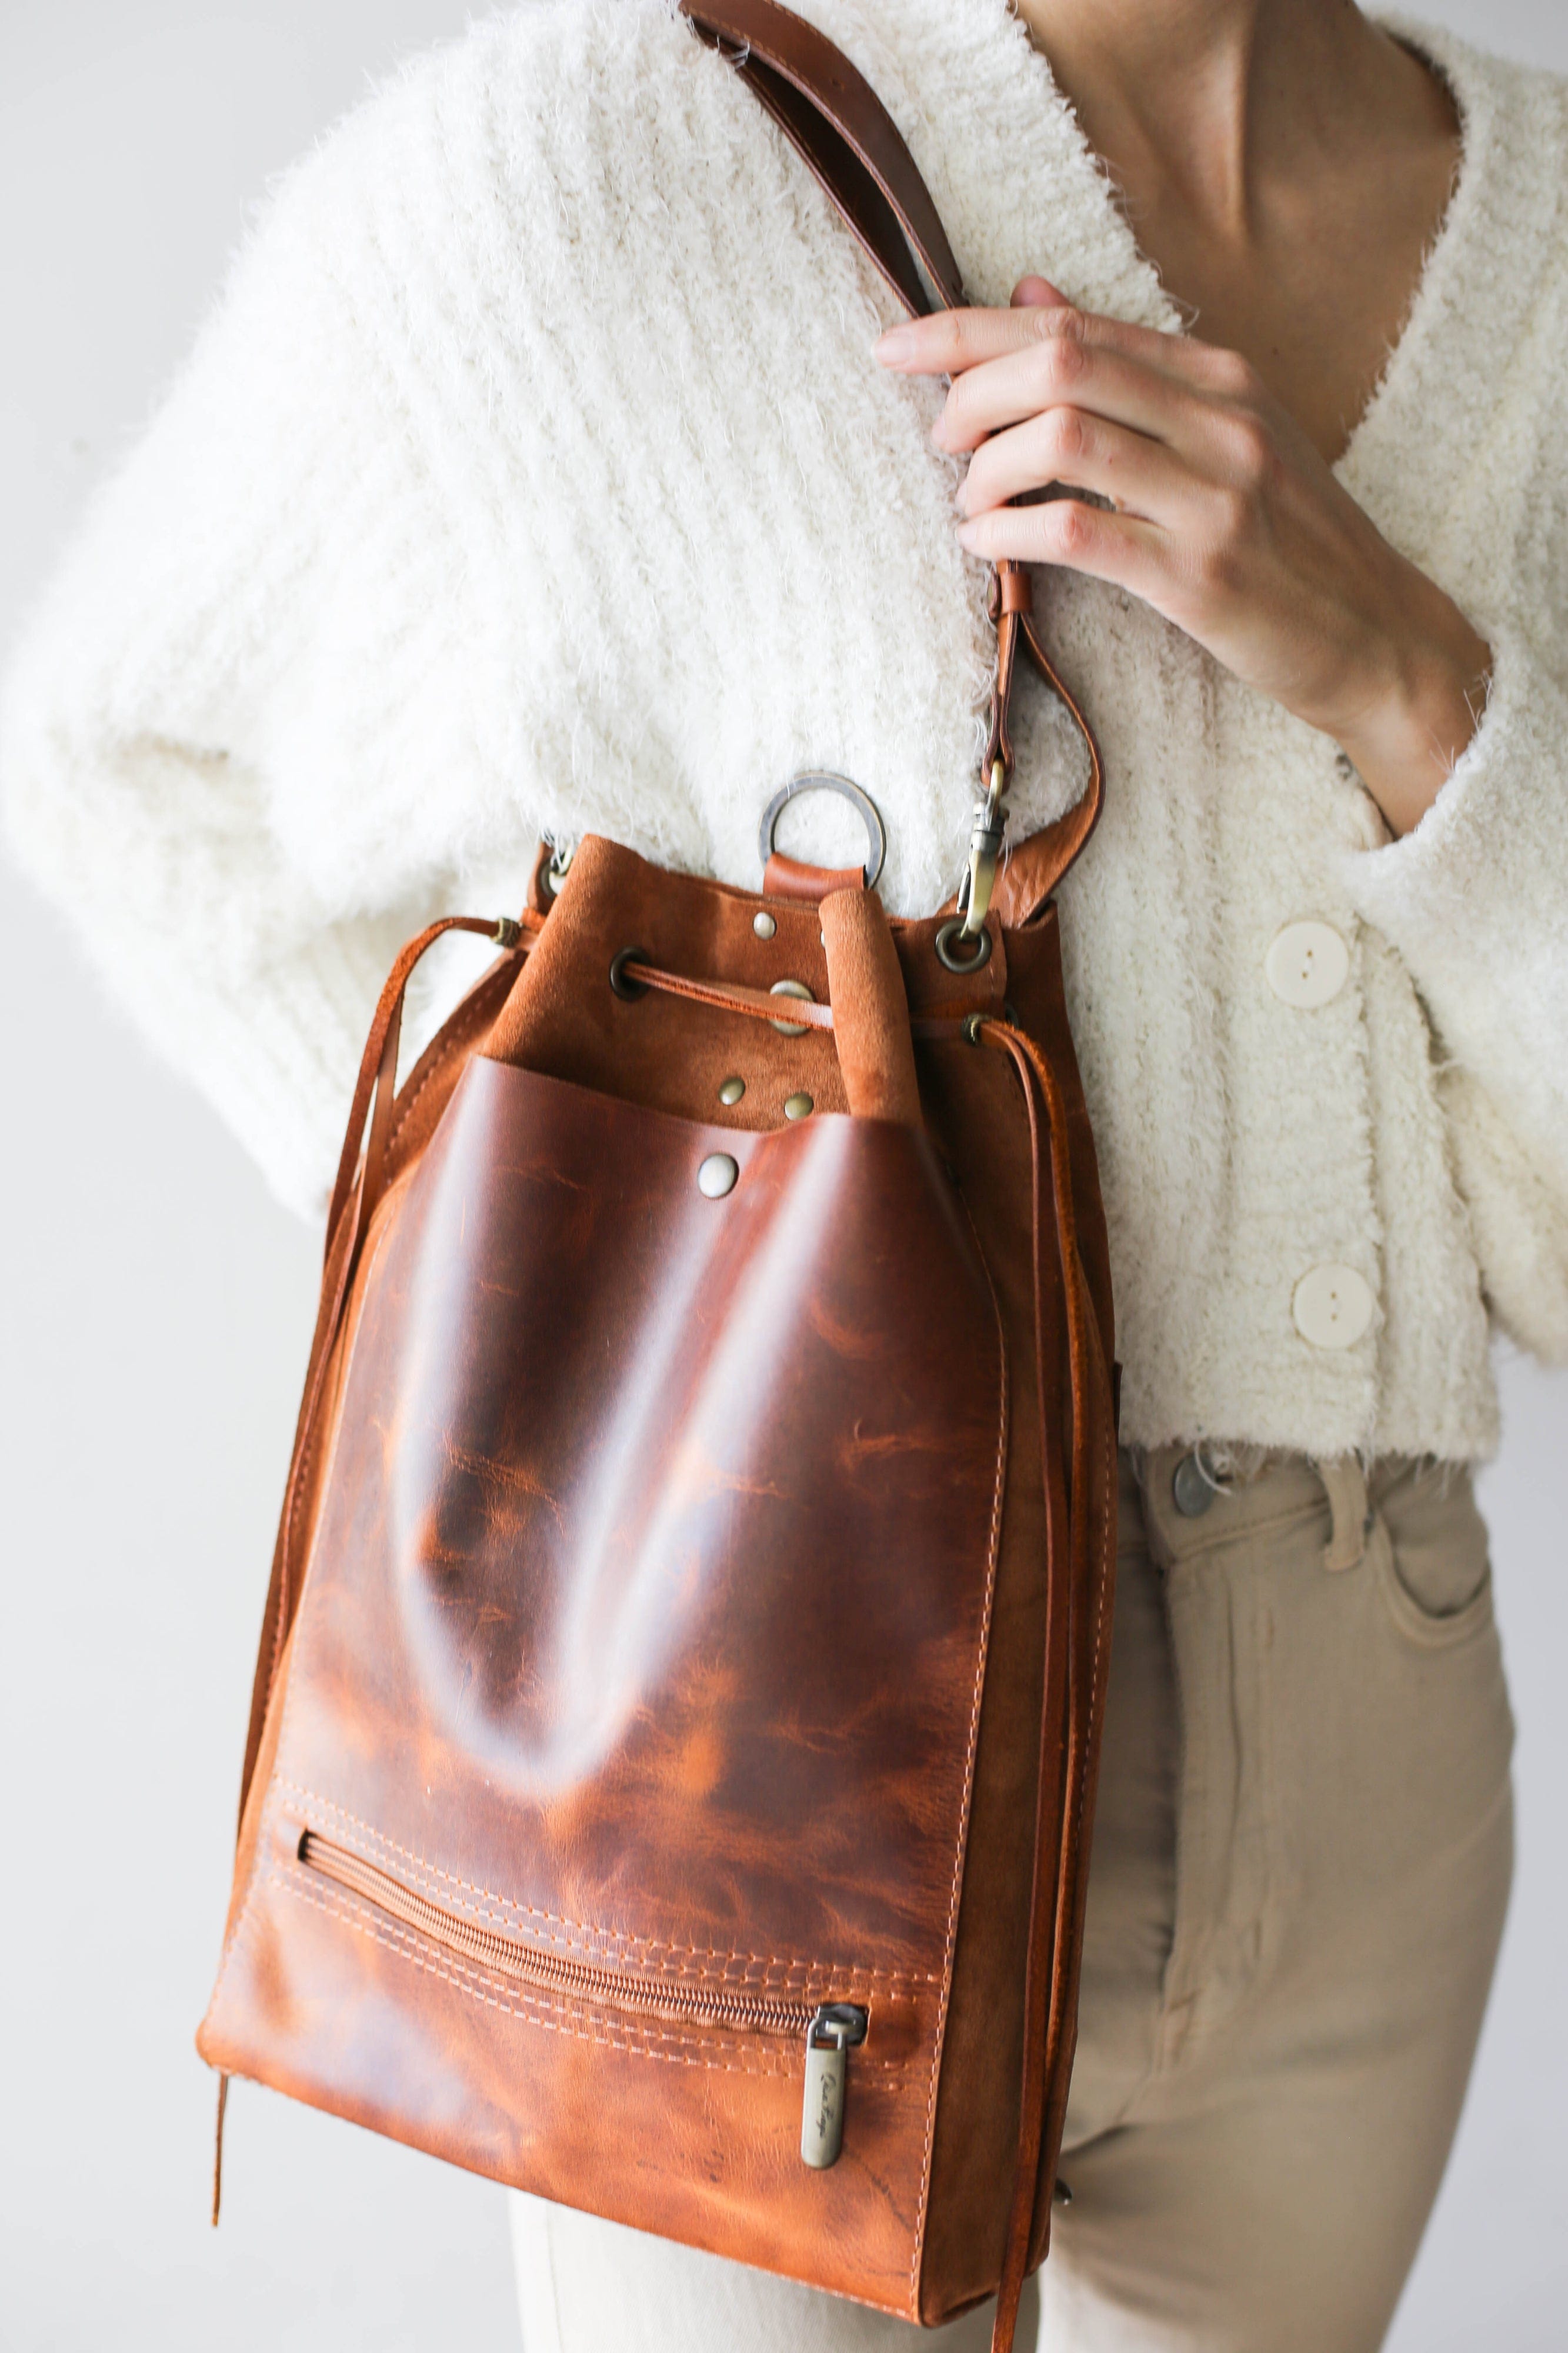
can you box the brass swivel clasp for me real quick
[959,755,1008,937]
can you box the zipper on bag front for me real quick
[295,1829,869,2167]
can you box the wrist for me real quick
[1332,578,1492,838]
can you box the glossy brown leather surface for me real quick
[201,833,1117,2330]
[203,1033,1007,2311]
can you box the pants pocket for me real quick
[1371,1459,1496,1648]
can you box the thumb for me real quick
[1012,274,1069,309]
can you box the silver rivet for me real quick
[718,1076,746,1106]
[784,1092,813,1121]
[697,1153,739,1199]
[1171,1451,1215,1518]
[753,911,777,940]
[770,979,815,1036]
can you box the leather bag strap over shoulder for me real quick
[679,0,1105,918]
[680,0,962,314]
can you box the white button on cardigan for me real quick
[1266,921,1350,1010]
[1293,1266,1377,1351]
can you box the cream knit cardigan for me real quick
[4,0,1566,1461]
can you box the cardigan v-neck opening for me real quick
[958,0,1477,485]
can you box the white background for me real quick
[1,5,1563,2347]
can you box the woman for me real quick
[2,0,1561,2347]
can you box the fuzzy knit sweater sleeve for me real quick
[1340,629,1568,1361]
[1,20,590,1217]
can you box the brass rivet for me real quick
[784,1092,813,1121]
[718,1075,746,1106]
[697,1153,739,1199]
[753,911,778,940]
[770,979,815,1036]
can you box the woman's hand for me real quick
[876,280,1492,836]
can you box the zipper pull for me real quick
[800,2002,868,2169]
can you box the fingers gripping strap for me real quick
[679,0,963,315]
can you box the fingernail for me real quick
[875,325,915,363]
[955,520,982,550]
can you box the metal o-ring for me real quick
[758,774,886,890]
[934,918,993,975]
[609,945,650,1001]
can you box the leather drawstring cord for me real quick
[210,2072,228,2227]
[973,1018,1099,2351]
[616,954,838,1030]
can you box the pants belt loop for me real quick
[1319,1457,1369,1574]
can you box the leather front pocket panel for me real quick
[202,1055,1006,2313]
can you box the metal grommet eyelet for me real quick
[718,1075,746,1106]
[784,1092,813,1121]
[769,979,815,1036]
[934,918,993,975]
[962,1012,985,1046]
[753,911,778,941]
[542,841,574,898]
[609,945,650,1001]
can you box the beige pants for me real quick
[511,1448,1514,2352]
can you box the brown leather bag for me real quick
[198,6,1119,2345]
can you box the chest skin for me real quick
[1028,16,1463,464]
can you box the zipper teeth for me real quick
[297,1831,815,2037]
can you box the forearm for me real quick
[1329,554,1493,838]
[1340,630,1568,1184]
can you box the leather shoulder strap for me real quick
[679,0,1104,916]
[679,0,962,315]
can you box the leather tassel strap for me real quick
[975,1019,1103,2348]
